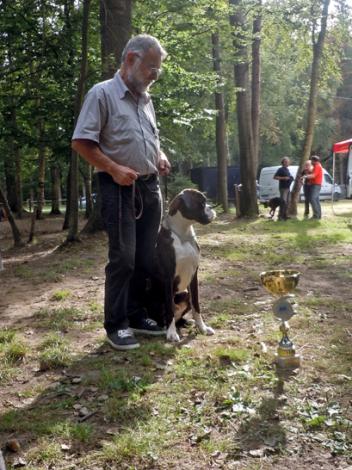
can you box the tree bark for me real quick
[50,164,62,215]
[100,0,132,79]
[66,0,91,242]
[0,186,24,247]
[80,162,93,218]
[81,0,132,234]
[229,0,258,217]
[212,32,229,213]
[36,119,46,220]
[251,0,262,167]
[289,0,331,216]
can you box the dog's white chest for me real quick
[172,234,199,292]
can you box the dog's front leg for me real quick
[164,283,180,342]
[189,270,214,336]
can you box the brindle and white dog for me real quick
[149,188,216,342]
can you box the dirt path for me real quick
[0,210,351,469]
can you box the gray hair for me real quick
[121,34,167,62]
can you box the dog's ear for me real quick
[168,189,199,216]
[168,193,182,216]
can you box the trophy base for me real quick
[275,353,301,369]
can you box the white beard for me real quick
[127,61,154,94]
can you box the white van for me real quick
[258,165,341,203]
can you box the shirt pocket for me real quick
[111,114,139,144]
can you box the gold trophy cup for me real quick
[260,270,301,369]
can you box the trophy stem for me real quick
[275,318,301,369]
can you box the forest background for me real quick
[0,0,351,238]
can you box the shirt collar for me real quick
[114,71,151,103]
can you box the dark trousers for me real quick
[303,184,311,215]
[310,184,321,219]
[99,172,162,334]
[279,188,290,220]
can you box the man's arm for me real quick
[305,166,317,180]
[274,169,290,181]
[72,139,139,186]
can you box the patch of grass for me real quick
[99,367,151,394]
[4,339,27,363]
[0,329,16,344]
[208,312,231,328]
[212,345,250,365]
[50,289,71,301]
[33,306,85,331]
[26,439,62,467]
[50,421,94,443]
[13,264,34,279]
[89,301,103,313]
[0,331,27,382]
[38,333,72,370]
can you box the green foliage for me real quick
[166,173,198,201]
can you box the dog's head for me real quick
[168,189,216,225]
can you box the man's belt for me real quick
[137,174,157,182]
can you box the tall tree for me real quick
[290,0,331,215]
[212,32,229,212]
[82,0,132,234]
[251,0,262,166]
[0,186,23,247]
[229,0,258,217]
[100,0,132,79]
[66,0,91,242]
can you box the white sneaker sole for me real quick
[106,337,140,350]
[130,328,166,336]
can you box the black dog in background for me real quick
[263,197,281,219]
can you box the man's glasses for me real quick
[135,53,162,78]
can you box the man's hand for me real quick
[111,163,139,186]
[158,150,171,176]
[72,139,138,186]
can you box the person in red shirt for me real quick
[305,155,323,219]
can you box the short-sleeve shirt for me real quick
[72,72,160,175]
[310,163,323,185]
[274,166,293,189]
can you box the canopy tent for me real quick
[333,138,352,154]
[332,138,352,199]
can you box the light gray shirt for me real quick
[72,72,160,175]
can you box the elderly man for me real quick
[72,34,171,350]
[274,156,293,221]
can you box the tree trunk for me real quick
[289,0,331,216]
[212,32,229,213]
[81,174,105,234]
[50,164,62,215]
[251,0,262,167]
[0,186,24,247]
[229,0,258,217]
[66,0,91,242]
[81,0,132,234]
[36,119,46,220]
[80,162,93,218]
[100,0,132,79]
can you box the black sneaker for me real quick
[130,318,165,336]
[106,329,140,350]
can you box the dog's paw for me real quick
[196,322,215,336]
[166,321,181,342]
[166,330,181,342]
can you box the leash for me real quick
[132,181,143,220]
